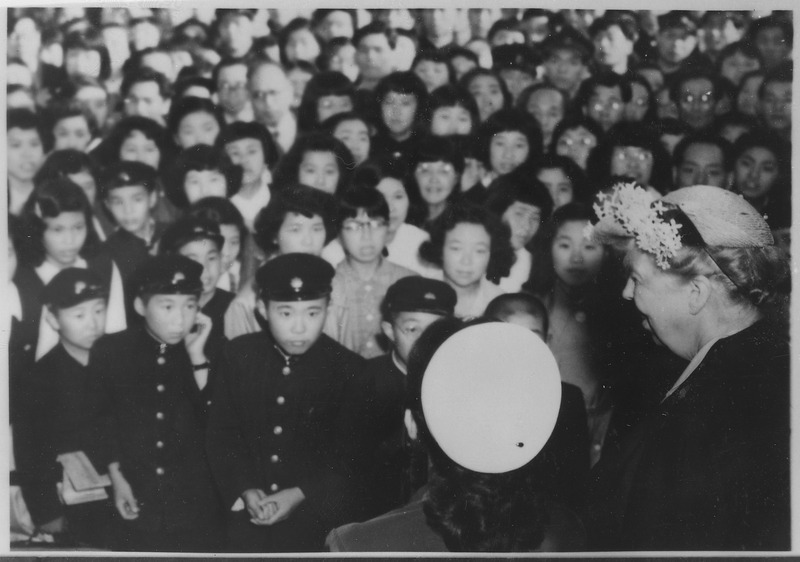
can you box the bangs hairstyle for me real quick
[253,183,338,255]
[8,108,53,152]
[337,187,390,225]
[321,110,376,137]
[576,71,633,109]
[419,201,515,284]
[475,108,543,169]
[374,71,429,129]
[18,177,100,267]
[297,71,356,131]
[188,196,247,254]
[526,202,608,295]
[34,149,100,189]
[44,102,99,140]
[120,68,172,100]
[166,95,226,139]
[216,121,280,169]
[486,165,554,225]
[412,49,456,85]
[89,116,173,173]
[532,153,591,204]
[165,144,243,208]
[428,84,480,133]
[271,132,356,196]
[459,68,514,113]
[549,116,603,155]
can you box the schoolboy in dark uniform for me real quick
[207,253,365,552]
[159,217,234,363]
[353,277,457,519]
[86,255,223,552]
[16,268,116,547]
[100,161,165,283]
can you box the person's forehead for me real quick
[764,81,792,94]
[592,85,622,97]
[270,298,326,308]
[359,33,390,48]
[685,142,723,162]
[681,77,713,91]
[130,81,161,96]
[218,63,247,79]
[549,48,582,61]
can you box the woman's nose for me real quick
[622,277,634,300]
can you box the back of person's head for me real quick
[337,186,390,224]
[8,108,53,152]
[353,20,398,50]
[34,149,99,188]
[484,292,549,334]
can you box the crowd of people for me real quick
[5,6,793,552]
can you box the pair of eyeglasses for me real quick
[591,101,622,111]
[681,93,714,105]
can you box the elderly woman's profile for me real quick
[583,182,790,551]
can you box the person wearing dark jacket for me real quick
[206,253,365,552]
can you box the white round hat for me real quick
[421,322,562,474]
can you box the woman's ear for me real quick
[688,275,713,315]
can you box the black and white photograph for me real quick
[3,2,796,555]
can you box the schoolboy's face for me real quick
[260,298,328,355]
[502,201,541,250]
[135,294,199,345]
[225,137,266,185]
[105,185,156,238]
[179,239,222,298]
[46,298,107,352]
[184,170,228,204]
[277,212,327,256]
[382,311,443,366]
[340,210,389,265]
[502,312,545,340]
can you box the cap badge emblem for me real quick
[75,281,86,295]
[171,272,185,285]
[290,277,303,292]
[424,292,436,300]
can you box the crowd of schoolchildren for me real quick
[5,6,793,552]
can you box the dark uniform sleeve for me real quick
[206,341,262,508]
[84,338,121,472]
[15,368,63,526]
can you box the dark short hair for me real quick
[8,108,52,152]
[18,178,100,267]
[459,68,513,115]
[758,60,793,98]
[419,201,515,283]
[216,121,280,170]
[253,183,338,255]
[353,20,398,50]
[484,292,549,333]
[120,68,172,99]
[412,49,456,87]
[63,29,112,81]
[576,71,633,108]
[297,71,356,131]
[337,186,390,226]
[271,132,356,196]
[428,84,480,133]
[89,116,173,174]
[716,40,763,76]
[672,131,734,171]
[669,69,722,104]
[549,116,604,155]
[189,196,246,242]
[374,71,429,133]
[34,149,99,189]
[516,83,568,116]
[165,145,243,208]
[588,12,639,42]
[531,154,591,205]
[211,56,248,86]
[486,165,554,224]
[474,108,543,169]
[166,96,226,140]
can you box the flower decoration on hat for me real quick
[585,182,683,270]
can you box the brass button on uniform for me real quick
[270,454,279,463]
[276,396,285,405]
[156,467,165,475]
[282,366,291,376]
[270,483,279,492]
[156,412,165,420]
[157,384,165,392]
[156,441,164,449]
[273,426,283,435]
[157,357,166,365]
